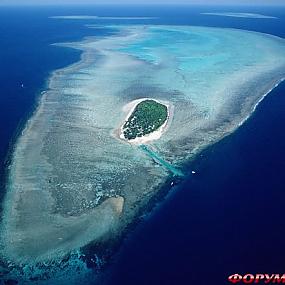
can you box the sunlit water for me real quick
[1,20,285,284]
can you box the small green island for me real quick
[122,99,168,141]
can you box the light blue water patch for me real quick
[201,12,277,19]
[114,25,282,112]
[140,145,184,177]
[118,27,220,65]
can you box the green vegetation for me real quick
[123,99,168,140]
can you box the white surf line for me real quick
[238,77,285,127]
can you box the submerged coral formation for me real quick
[1,25,285,271]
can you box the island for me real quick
[120,99,169,142]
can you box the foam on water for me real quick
[1,24,285,282]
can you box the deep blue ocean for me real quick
[0,5,285,285]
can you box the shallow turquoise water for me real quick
[140,145,184,177]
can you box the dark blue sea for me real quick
[0,5,285,285]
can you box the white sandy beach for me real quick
[119,98,173,144]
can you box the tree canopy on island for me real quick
[123,99,168,140]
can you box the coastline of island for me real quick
[117,98,173,145]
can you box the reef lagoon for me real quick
[1,6,285,285]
